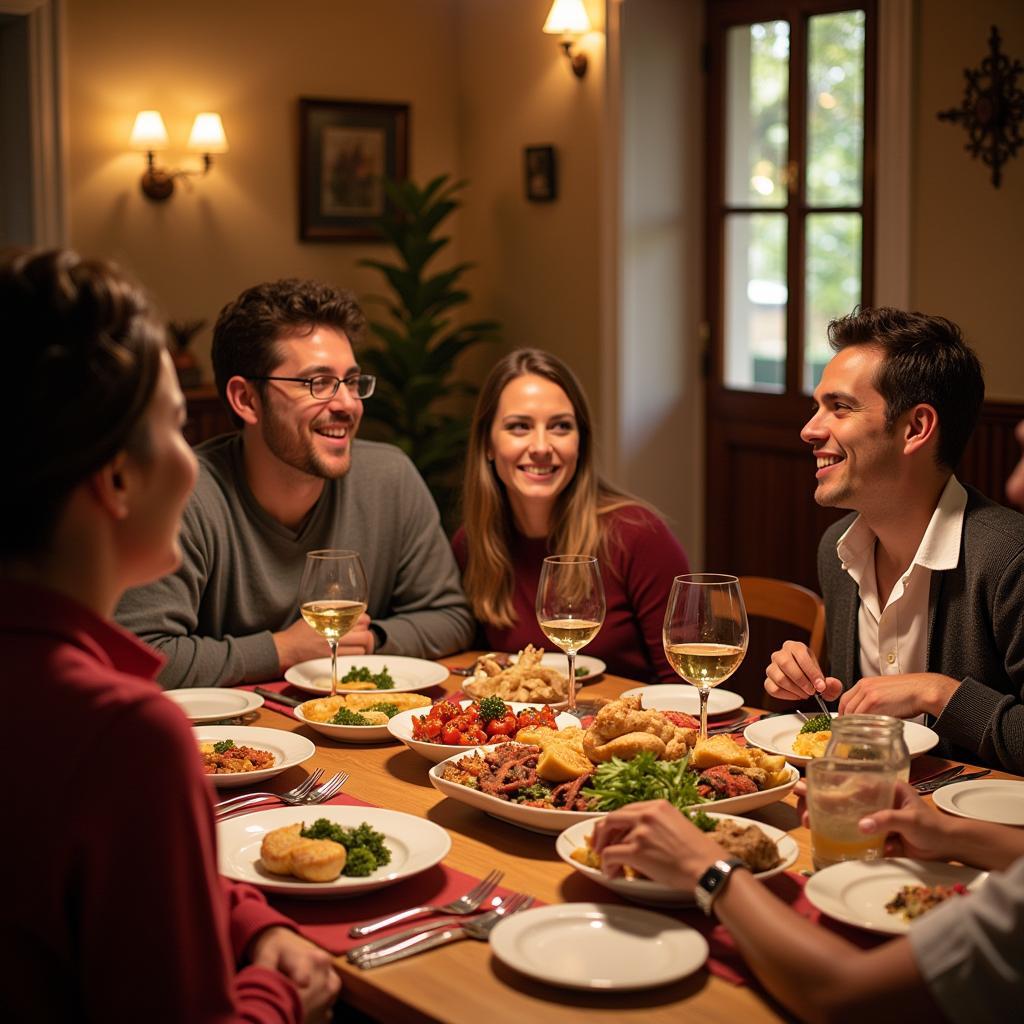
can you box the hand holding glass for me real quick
[536,555,605,715]
[298,549,368,696]
[662,573,748,740]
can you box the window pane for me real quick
[803,212,862,392]
[724,213,788,392]
[725,21,789,208]
[806,10,865,206]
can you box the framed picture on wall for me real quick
[524,145,557,202]
[299,98,409,241]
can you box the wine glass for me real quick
[536,555,606,716]
[297,549,369,696]
[662,573,748,740]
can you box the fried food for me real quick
[697,764,761,799]
[464,646,569,703]
[338,692,432,713]
[690,734,753,769]
[260,823,306,874]
[516,724,592,781]
[713,819,781,871]
[583,696,695,763]
[259,824,347,882]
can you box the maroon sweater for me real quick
[0,581,302,1023]
[452,506,690,683]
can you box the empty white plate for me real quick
[620,684,744,717]
[931,778,1024,826]
[489,902,708,990]
[164,687,264,724]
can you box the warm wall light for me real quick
[543,0,591,78]
[129,110,229,201]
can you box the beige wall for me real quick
[64,0,462,380]
[911,0,1024,399]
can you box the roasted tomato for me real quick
[485,712,519,737]
[433,701,463,723]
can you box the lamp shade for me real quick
[187,112,229,153]
[543,0,591,35]
[129,110,169,151]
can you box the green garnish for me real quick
[511,782,552,804]
[212,739,236,754]
[365,702,400,718]
[477,695,509,723]
[575,666,589,677]
[685,809,718,832]
[330,707,371,726]
[340,665,395,690]
[799,714,833,734]
[300,818,392,877]
[582,752,706,812]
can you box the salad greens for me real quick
[582,752,706,812]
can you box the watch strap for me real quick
[695,857,746,916]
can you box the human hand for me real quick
[249,926,340,1022]
[273,614,375,670]
[335,612,375,655]
[838,673,960,718]
[764,641,843,702]
[857,781,957,861]
[590,800,725,889]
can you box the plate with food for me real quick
[619,684,744,717]
[489,903,708,991]
[462,645,576,704]
[931,778,1024,826]
[389,698,578,763]
[515,651,605,681]
[556,812,799,907]
[216,805,451,898]
[284,655,449,696]
[743,713,939,768]
[295,692,432,744]
[194,725,316,789]
[804,857,987,935]
[164,687,264,724]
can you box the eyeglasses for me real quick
[246,373,376,400]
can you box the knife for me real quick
[254,687,302,707]
[917,769,991,794]
[911,764,965,789]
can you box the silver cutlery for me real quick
[349,868,504,937]
[917,769,991,794]
[353,893,534,969]
[214,769,323,813]
[811,691,832,719]
[706,714,764,736]
[911,765,965,790]
[215,770,348,820]
[254,687,302,707]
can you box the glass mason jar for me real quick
[824,714,911,782]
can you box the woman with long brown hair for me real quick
[453,349,689,683]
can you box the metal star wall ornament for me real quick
[937,25,1024,188]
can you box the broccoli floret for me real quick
[365,702,400,718]
[340,666,375,683]
[477,695,508,723]
[685,809,718,832]
[330,707,371,726]
[212,739,236,754]
[799,713,833,734]
[344,847,378,877]
[372,667,396,690]
[298,819,391,875]
[344,823,392,867]
[575,666,590,677]
[300,818,347,843]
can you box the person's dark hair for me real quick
[212,278,367,427]
[0,249,166,561]
[828,306,985,469]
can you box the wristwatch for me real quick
[695,858,746,916]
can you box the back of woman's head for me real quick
[0,249,166,561]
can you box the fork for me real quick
[353,893,534,969]
[215,770,347,820]
[214,769,324,813]
[348,868,504,937]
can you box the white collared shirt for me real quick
[836,475,967,689]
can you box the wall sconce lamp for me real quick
[129,110,229,201]
[543,0,591,79]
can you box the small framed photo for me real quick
[299,98,410,242]
[524,145,557,202]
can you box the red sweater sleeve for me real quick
[72,697,302,1024]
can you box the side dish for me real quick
[259,818,391,882]
[884,882,968,922]
[792,713,832,758]
[464,645,569,703]
[300,692,431,726]
[199,738,275,774]
[313,664,396,691]
[411,697,559,746]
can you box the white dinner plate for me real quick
[556,813,799,907]
[428,748,799,835]
[194,725,315,789]
[489,902,708,990]
[216,805,451,898]
[743,713,940,768]
[284,655,449,695]
[513,651,606,682]
[804,857,987,935]
[164,687,263,723]
[389,701,579,763]
[931,778,1024,826]
[619,684,744,717]
[293,700,395,745]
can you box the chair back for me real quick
[738,575,826,663]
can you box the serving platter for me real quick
[164,687,263,723]
[556,812,799,907]
[743,713,939,768]
[619,684,744,717]
[194,725,316,789]
[284,655,449,695]
[216,805,451,899]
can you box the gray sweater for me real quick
[819,486,1024,772]
[116,434,475,688]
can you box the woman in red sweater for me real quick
[0,250,338,1022]
[453,349,689,684]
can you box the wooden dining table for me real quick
[228,655,1016,1024]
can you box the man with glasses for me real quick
[117,278,474,688]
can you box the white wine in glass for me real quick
[536,555,605,716]
[662,574,747,740]
[298,549,368,696]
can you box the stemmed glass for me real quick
[535,555,606,716]
[298,550,369,696]
[662,573,748,740]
